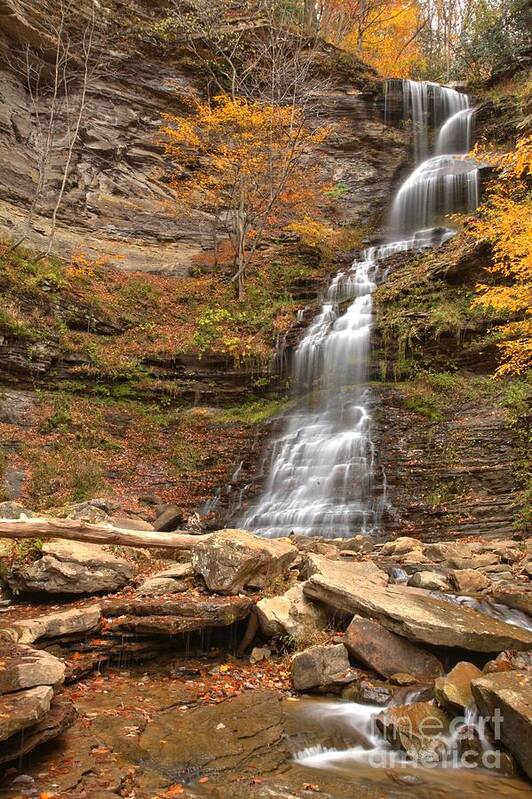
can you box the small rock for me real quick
[153,504,184,532]
[450,569,491,593]
[484,650,532,674]
[291,644,351,691]
[343,679,394,705]
[407,571,448,591]
[390,672,417,686]
[249,646,271,664]
[380,537,423,556]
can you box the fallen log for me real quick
[0,517,211,550]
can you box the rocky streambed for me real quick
[0,504,531,798]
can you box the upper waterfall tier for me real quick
[385,79,469,160]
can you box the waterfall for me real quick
[239,80,479,539]
[389,155,479,235]
[436,107,475,154]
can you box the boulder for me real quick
[7,540,136,595]
[340,535,374,554]
[491,583,532,617]
[0,685,53,743]
[291,643,351,691]
[376,701,450,762]
[0,644,65,693]
[434,661,482,712]
[304,573,532,652]
[68,498,119,522]
[192,529,297,594]
[153,504,184,532]
[0,605,101,644]
[446,553,499,570]
[450,569,491,594]
[256,583,327,642]
[407,571,449,591]
[472,671,532,779]
[380,537,423,556]
[344,616,443,681]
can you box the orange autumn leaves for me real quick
[161,95,329,297]
[469,135,532,376]
[320,0,425,78]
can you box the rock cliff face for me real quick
[372,235,528,541]
[0,0,404,273]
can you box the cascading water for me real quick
[242,251,381,538]
[239,79,480,539]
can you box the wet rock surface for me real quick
[472,671,532,779]
[434,661,482,711]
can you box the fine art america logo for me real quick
[368,708,504,770]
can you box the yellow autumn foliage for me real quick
[342,1,425,78]
[470,135,532,376]
[161,95,328,296]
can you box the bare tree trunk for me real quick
[0,518,211,550]
[45,1,96,256]
[304,0,319,35]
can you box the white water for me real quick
[240,79,479,539]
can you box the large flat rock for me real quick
[101,594,252,635]
[0,604,101,643]
[304,571,532,652]
[0,643,65,693]
[0,697,76,765]
[0,685,53,743]
[472,671,532,779]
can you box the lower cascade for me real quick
[241,79,481,538]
